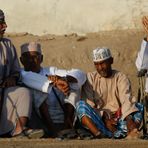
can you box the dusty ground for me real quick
[6,29,146,96]
[0,138,148,148]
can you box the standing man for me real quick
[135,16,148,139]
[20,42,86,138]
[0,9,42,138]
[76,47,143,139]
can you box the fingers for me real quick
[48,75,58,82]
[47,75,70,95]
[61,86,70,95]
[55,79,70,95]
[2,78,16,87]
[142,16,148,33]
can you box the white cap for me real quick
[21,42,42,55]
[93,47,112,62]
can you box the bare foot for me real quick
[126,128,140,140]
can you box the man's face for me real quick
[20,51,43,73]
[0,18,7,39]
[94,58,113,77]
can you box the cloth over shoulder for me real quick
[135,39,148,71]
[135,39,148,92]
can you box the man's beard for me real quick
[98,69,112,78]
[25,65,40,73]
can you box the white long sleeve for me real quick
[135,39,148,71]
[21,70,52,93]
[135,39,148,92]
[21,67,86,92]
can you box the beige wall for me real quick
[1,0,148,35]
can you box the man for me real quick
[135,16,148,139]
[0,9,43,138]
[20,42,86,138]
[136,16,148,90]
[76,47,143,139]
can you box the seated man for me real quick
[0,9,43,138]
[76,47,143,139]
[20,42,86,138]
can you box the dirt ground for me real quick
[6,29,146,97]
[0,138,148,148]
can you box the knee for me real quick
[76,100,86,113]
[16,87,32,103]
[76,100,89,120]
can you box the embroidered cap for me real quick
[21,42,42,55]
[93,47,112,62]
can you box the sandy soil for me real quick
[5,29,146,97]
[0,138,148,148]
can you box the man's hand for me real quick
[104,118,117,133]
[142,16,148,38]
[47,75,70,95]
[55,78,70,95]
[1,77,17,87]
[47,75,59,83]
[137,69,147,77]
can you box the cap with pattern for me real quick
[93,47,112,62]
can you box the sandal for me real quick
[57,129,78,140]
[12,129,44,139]
[76,128,94,140]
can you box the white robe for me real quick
[135,39,148,93]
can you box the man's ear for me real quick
[40,55,43,63]
[20,57,24,65]
[110,57,113,64]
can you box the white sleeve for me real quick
[50,67,86,86]
[21,70,52,93]
[54,68,69,77]
[135,39,148,71]
[66,69,86,88]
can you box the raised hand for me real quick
[142,16,148,34]
[1,77,17,87]
[47,75,59,83]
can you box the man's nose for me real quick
[28,57,34,62]
[98,64,104,70]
